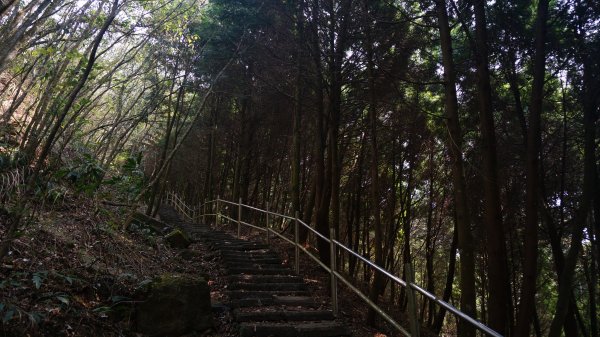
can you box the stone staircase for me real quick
[158,206,351,337]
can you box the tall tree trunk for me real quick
[348,133,365,277]
[514,0,549,335]
[31,0,119,181]
[364,0,384,324]
[548,22,598,337]
[539,86,581,336]
[398,148,415,311]
[424,143,436,326]
[0,0,17,17]
[434,1,477,335]
[472,0,511,334]
[432,222,458,334]
[291,0,304,219]
[203,96,220,203]
[0,0,54,71]
[0,0,119,262]
[308,0,331,266]
[147,70,184,215]
[327,0,351,270]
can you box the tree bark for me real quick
[0,0,18,18]
[433,222,458,334]
[472,0,511,334]
[0,0,120,262]
[434,1,477,335]
[548,21,598,337]
[0,0,54,72]
[291,0,304,219]
[364,0,384,325]
[514,0,549,335]
[31,0,119,180]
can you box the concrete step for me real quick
[217,244,270,251]
[232,295,318,308]
[227,290,310,299]
[228,282,307,291]
[226,268,293,276]
[234,309,335,322]
[199,235,234,240]
[220,257,282,264]
[273,295,319,307]
[239,321,351,337]
[220,252,280,259]
[203,237,244,243]
[228,275,303,284]
[224,263,288,271]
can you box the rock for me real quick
[165,229,191,249]
[126,212,171,234]
[136,274,213,336]
[178,249,202,261]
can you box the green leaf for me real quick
[55,295,70,305]
[0,303,5,311]
[52,272,77,285]
[32,271,47,289]
[92,306,112,313]
[28,312,44,325]
[32,274,43,289]
[111,295,130,303]
[138,279,152,287]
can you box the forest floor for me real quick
[0,193,406,337]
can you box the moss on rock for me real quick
[164,229,191,249]
[136,274,213,336]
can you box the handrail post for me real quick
[197,202,201,223]
[329,227,338,316]
[216,196,220,227]
[405,263,420,337]
[238,197,242,238]
[202,199,206,224]
[266,202,270,244]
[294,211,300,274]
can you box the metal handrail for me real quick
[165,192,502,337]
[240,202,330,242]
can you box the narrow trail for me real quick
[158,205,351,337]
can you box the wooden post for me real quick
[294,211,300,274]
[238,197,242,238]
[202,199,206,225]
[330,227,338,316]
[216,196,220,227]
[266,202,270,244]
[405,263,420,337]
[196,202,201,223]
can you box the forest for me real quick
[0,0,598,336]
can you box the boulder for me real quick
[136,274,213,336]
[178,249,202,261]
[164,229,191,249]
[126,212,171,234]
